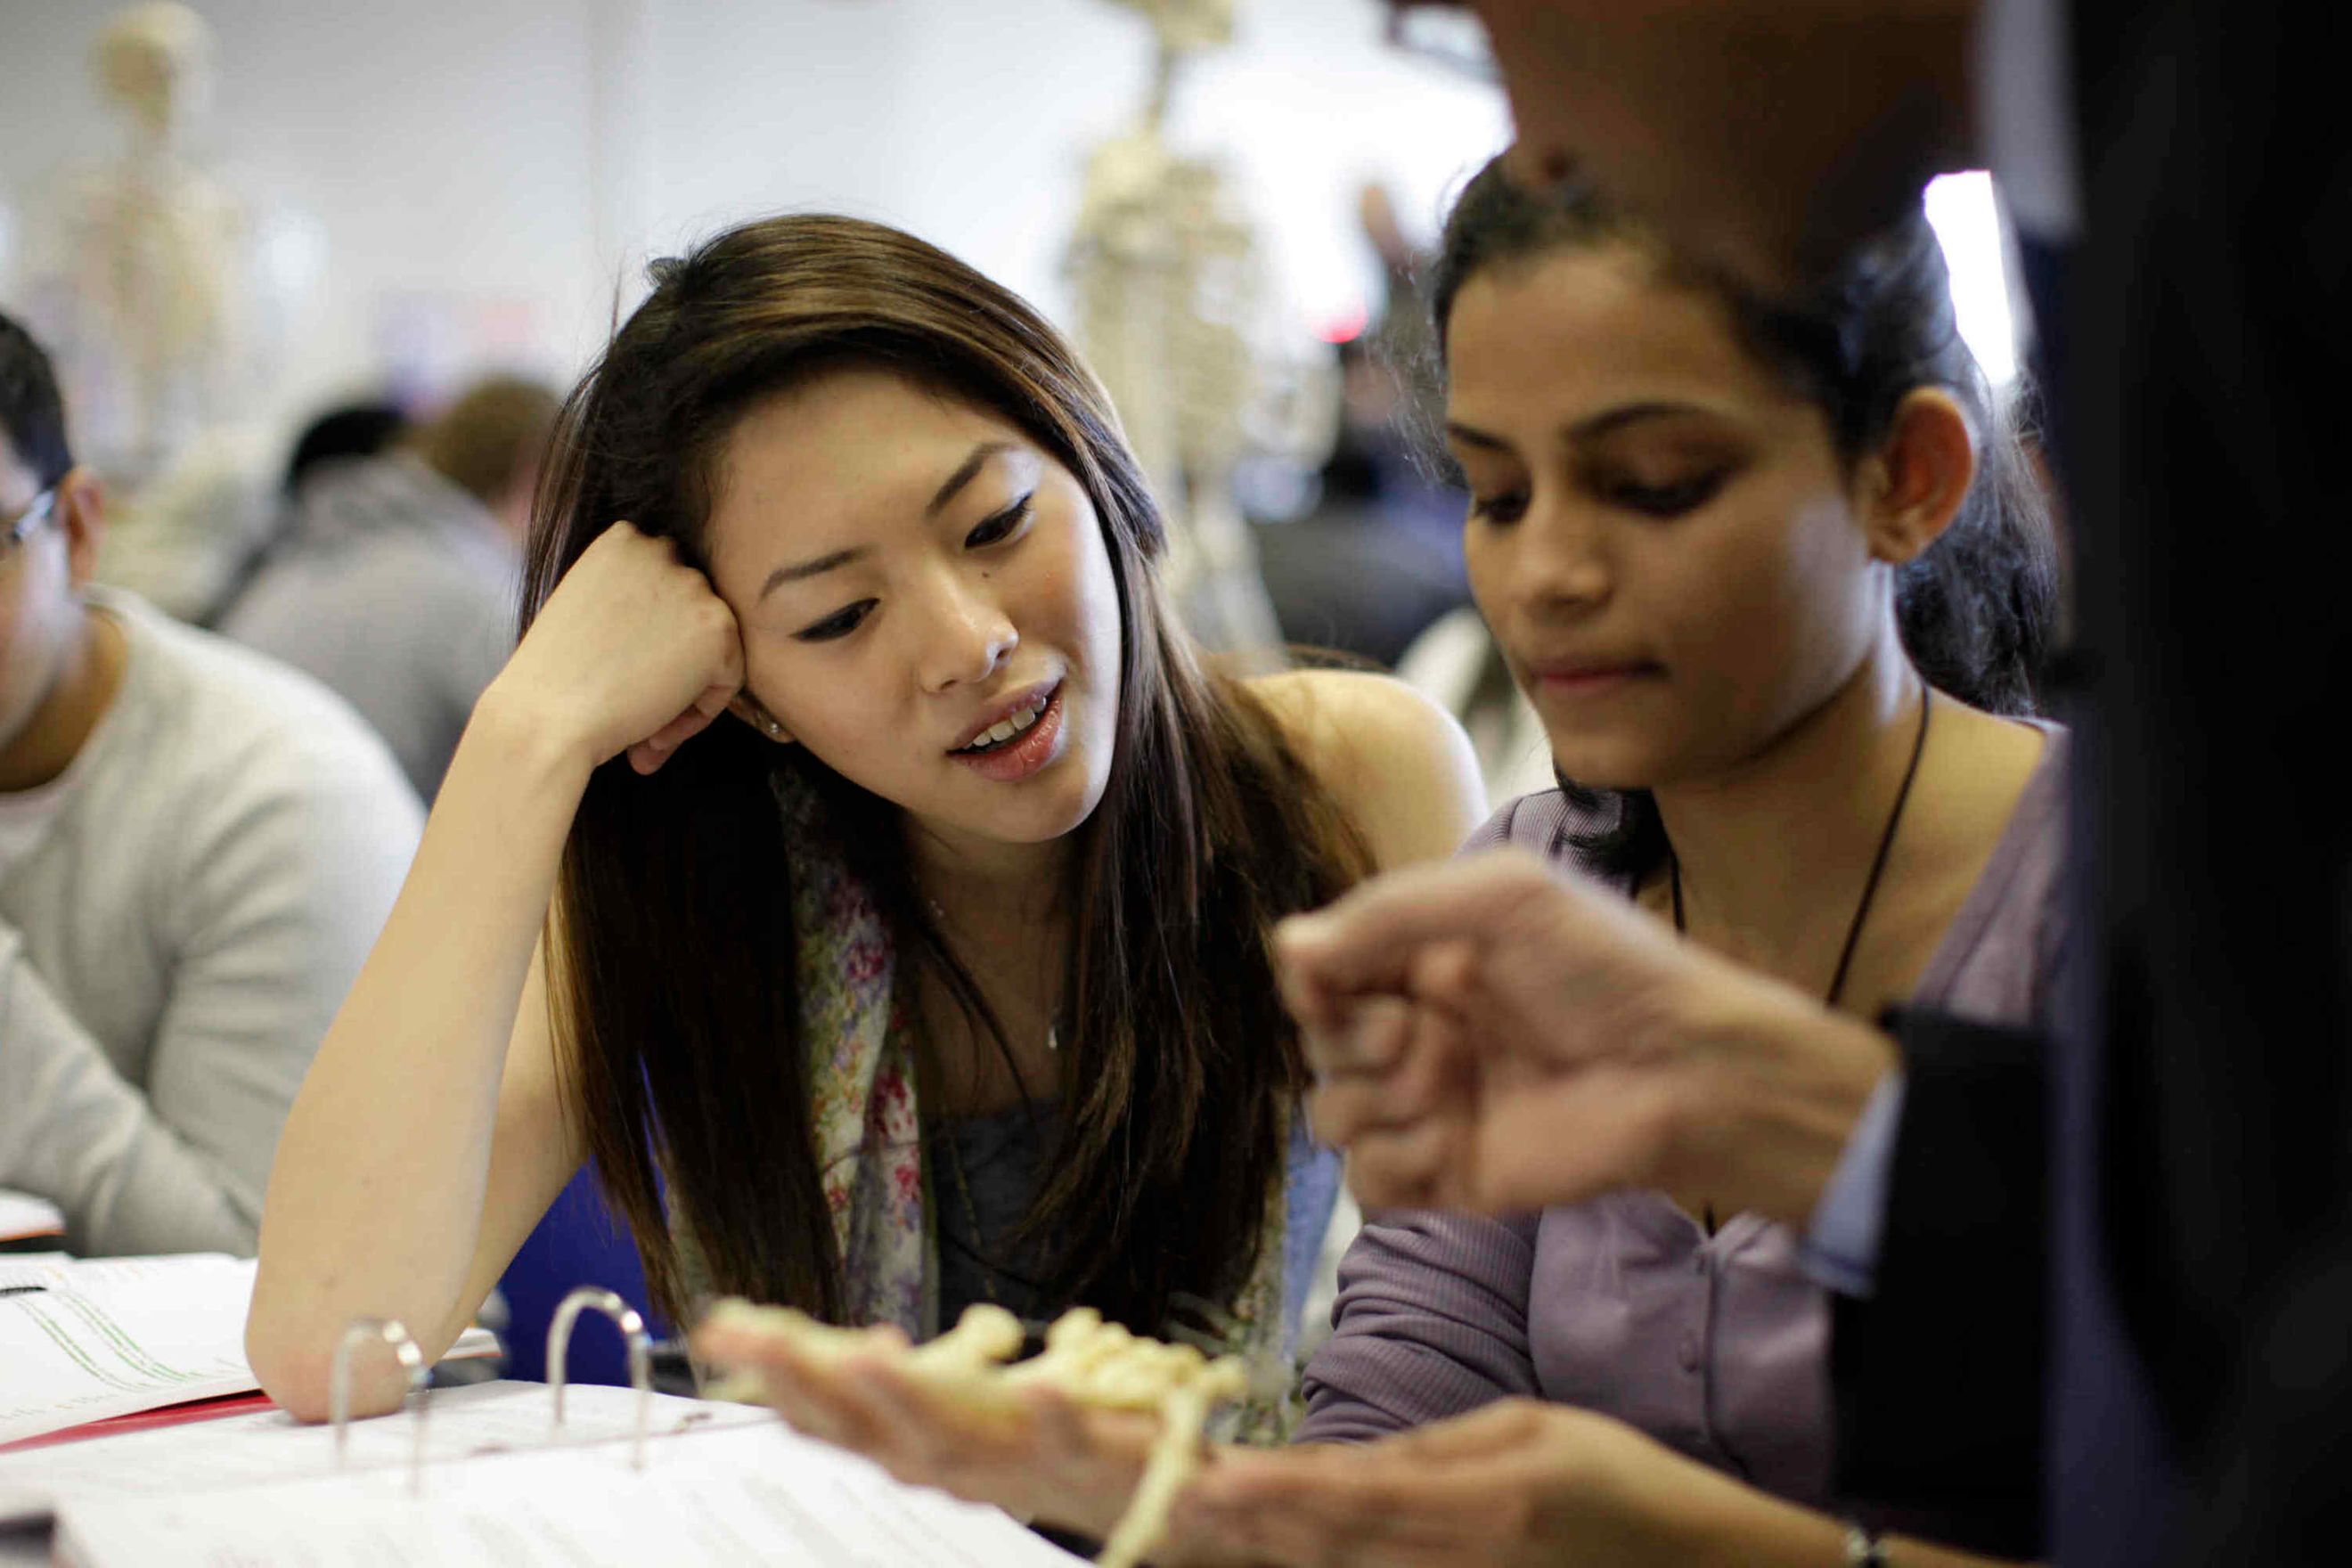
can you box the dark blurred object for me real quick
[1252,184,1468,670]
[1254,380,1466,666]
[281,401,409,497]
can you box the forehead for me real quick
[1444,245,1791,431]
[706,365,1025,555]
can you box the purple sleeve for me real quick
[1294,1209,1544,1443]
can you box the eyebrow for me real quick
[1445,402,1717,452]
[927,441,1012,518]
[759,544,867,600]
[755,441,1017,601]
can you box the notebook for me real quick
[0,1254,497,1450]
[26,1382,1082,1566]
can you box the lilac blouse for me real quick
[1296,729,2069,1522]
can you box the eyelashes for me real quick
[965,494,1033,549]
[790,493,1036,643]
[1467,470,1732,527]
[795,600,875,642]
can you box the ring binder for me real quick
[329,1318,429,1493]
[546,1286,653,1469]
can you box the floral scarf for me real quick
[682,770,1316,1428]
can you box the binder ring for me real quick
[546,1285,654,1469]
[329,1317,430,1495]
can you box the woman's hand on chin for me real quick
[488,520,747,777]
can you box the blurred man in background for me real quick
[0,308,419,1257]
[221,375,558,799]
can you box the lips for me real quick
[948,680,1060,754]
[1523,657,1665,696]
[951,684,1067,784]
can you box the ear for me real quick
[727,692,795,746]
[55,466,107,589]
[1856,388,1976,568]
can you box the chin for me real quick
[1540,737,1670,794]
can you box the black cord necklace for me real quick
[1669,687,1933,1011]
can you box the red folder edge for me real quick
[0,1391,277,1457]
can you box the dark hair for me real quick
[282,402,410,496]
[1427,158,2059,880]
[521,215,1369,1332]
[0,312,75,488]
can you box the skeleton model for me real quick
[31,4,253,488]
[706,1299,1250,1568]
[9,4,316,619]
[1066,0,1336,670]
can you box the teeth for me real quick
[961,693,1050,753]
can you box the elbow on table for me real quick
[245,1301,411,1425]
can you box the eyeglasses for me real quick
[2,488,58,559]
[1384,3,1500,83]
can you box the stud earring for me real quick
[763,716,784,739]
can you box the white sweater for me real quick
[0,592,421,1256]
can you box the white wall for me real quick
[0,0,1511,447]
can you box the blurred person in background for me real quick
[187,398,410,629]
[221,375,558,799]
[0,309,419,1257]
[1254,184,1469,672]
[277,399,412,508]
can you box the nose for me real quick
[1501,491,1613,619]
[916,566,1017,693]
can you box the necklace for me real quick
[924,895,1062,1052]
[1669,687,1933,1011]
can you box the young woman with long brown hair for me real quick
[244,215,1483,1423]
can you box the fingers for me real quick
[626,675,747,774]
[1184,1444,1513,1567]
[1471,1070,1679,1212]
[1342,1115,1472,1211]
[1300,995,1413,1081]
[1275,852,1546,1001]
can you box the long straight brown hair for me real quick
[520,215,1368,1334]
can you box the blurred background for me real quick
[0,0,2017,701]
[0,0,1506,448]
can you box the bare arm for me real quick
[1249,669,1488,874]
[246,523,747,1420]
[244,702,590,1420]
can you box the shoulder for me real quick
[1245,668,1487,870]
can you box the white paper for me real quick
[0,1379,766,1526]
[0,1191,63,1245]
[0,1255,257,1448]
[51,1417,1085,1567]
[0,1254,499,1449]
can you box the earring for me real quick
[763,715,784,739]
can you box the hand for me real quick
[1178,1399,1768,1568]
[1279,851,1893,1222]
[689,1315,1161,1540]
[488,521,745,776]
